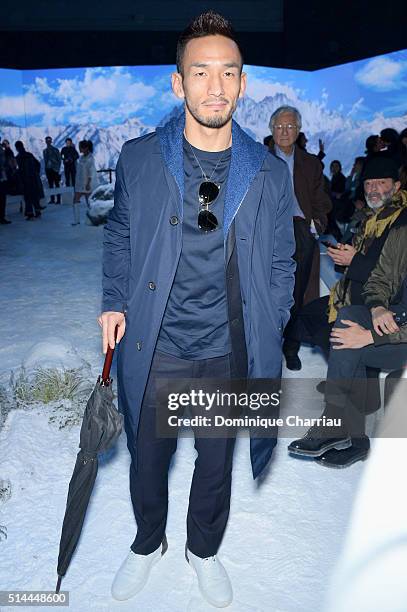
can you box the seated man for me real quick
[288,223,407,467]
[287,157,407,360]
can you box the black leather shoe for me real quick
[285,354,302,371]
[0,218,11,224]
[39,205,47,210]
[315,437,370,468]
[316,380,326,394]
[288,425,352,457]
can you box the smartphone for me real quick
[321,240,339,249]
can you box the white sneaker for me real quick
[111,536,168,601]
[186,546,233,608]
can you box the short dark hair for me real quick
[380,128,399,144]
[176,10,243,75]
[365,134,379,154]
[79,139,93,153]
[66,137,72,143]
[330,159,342,171]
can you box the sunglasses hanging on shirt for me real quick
[198,181,220,232]
[187,139,229,233]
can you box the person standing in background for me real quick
[15,141,44,220]
[72,140,99,225]
[269,105,332,370]
[61,138,79,187]
[43,136,62,204]
[0,140,10,224]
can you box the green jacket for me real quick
[363,224,407,345]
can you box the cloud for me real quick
[346,97,365,117]
[22,67,158,126]
[245,75,301,103]
[0,95,26,118]
[33,77,53,95]
[355,56,407,91]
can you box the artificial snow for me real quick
[0,201,369,612]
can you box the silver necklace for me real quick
[187,140,229,183]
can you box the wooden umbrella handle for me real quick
[101,326,118,382]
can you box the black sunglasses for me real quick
[198,181,219,232]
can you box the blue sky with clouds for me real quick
[1,49,406,127]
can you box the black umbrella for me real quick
[55,333,123,592]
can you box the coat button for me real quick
[231,318,239,327]
[136,341,142,351]
[169,216,179,225]
[148,281,156,291]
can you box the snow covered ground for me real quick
[0,202,370,612]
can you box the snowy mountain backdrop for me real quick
[1,51,406,175]
[2,94,406,176]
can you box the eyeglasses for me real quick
[273,124,298,132]
[198,181,219,232]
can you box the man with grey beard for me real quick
[287,156,407,466]
[285,156,407,357]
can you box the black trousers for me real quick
[64,163,76,187]
[45,168,61,203]
[127,350,236,559]
[283,218,317,356]
[24,194,41,216]
[288,295,382,414]
[324,305,407,436]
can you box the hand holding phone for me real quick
[321,240,339,249]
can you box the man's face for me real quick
[172,35,246,129]
[272,112,299,150]
[364,178,400,210]
[66,139,72,147]
[45,137,52,146]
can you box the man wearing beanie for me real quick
[287,156,407,467]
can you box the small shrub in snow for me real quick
[87,183,114,226]
[0,479,12,542]
[0,479,12,503]
[10,366,91,406]
[0,384,12,431]
[8,366,93,429]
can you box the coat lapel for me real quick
[156,114,185,216]
[223,120,268,239]
[156,112,268,238]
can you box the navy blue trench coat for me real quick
[102,112,296,479]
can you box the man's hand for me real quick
[330,320,374,349]
[327,243,356,266]
[371,306,399,336]
[97,311,126,354]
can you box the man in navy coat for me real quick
[99,10,295,608]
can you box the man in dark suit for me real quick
[269,106,332,370]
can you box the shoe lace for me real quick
[201,556,224,581]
